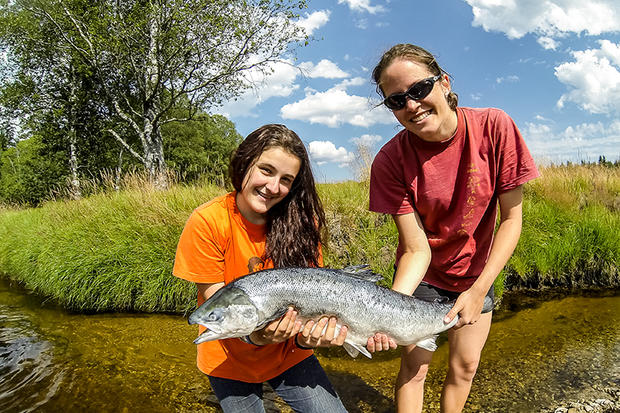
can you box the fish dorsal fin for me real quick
[340,265,383,283]
[343,341,372,359]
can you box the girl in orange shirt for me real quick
[174,124,349,412]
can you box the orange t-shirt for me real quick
[173,192,313,382]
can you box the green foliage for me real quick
[0,135,67,205]
[318,181,398,287]
[1,0,308,192]
[163,114,242,185]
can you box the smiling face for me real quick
[380,58,458,142]
[236,146,301,225]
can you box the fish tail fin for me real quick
[343,341,372,359]
[415,335,438,352]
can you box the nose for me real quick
[265,176,280,194]
[404,96,421,111]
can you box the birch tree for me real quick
[10,0,308,188]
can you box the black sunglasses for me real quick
[383,75,442,111]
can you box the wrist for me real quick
[295,334,313,350]
[239,332,263,346]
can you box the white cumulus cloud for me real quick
[464,0,620,47]
[555,40,620,115]
[297,10,331,36]
[522,119,620,164]
[214,60,300,118]
[308,140,355,166]
[280,87,394,127]
[350,133,383,147]
[338,0,386,14]
[299,59,349,79]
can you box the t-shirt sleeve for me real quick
[173,209,226,284]
[494,110,540,192]
[369,148,415,215]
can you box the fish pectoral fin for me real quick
[343,341,372,359]
[415,336,438,352]
[255,308,289,330]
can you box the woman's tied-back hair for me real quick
[372,43,458,111]
[229,124,326,268]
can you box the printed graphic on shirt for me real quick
[458,163,481,236]
[247,256,264,274]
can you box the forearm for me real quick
[392,250,431,295]
[471,215,522,295]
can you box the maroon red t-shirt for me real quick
[369,107,539,291]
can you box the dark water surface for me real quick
[1,277,618,412]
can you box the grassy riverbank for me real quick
[0,164,618,313]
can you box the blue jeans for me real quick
[207,355,347,413]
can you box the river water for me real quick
[1,277,618,412]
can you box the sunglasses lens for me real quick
[383,76,439,110]
[384,95,407,110]
[410,80,433,100]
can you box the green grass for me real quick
[0,181,225,313]
[0,164,618,313]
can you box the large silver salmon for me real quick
[188,266,475,358]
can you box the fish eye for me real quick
[207,310,221,321]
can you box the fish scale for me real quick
[188,266,466,358]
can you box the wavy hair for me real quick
[372,43,458,111]
[229,124,326,268]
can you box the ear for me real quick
[440,74,451,94]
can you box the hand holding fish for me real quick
[296,316,348,348]
[367,333,397,353]
[248,307,304,345]
[443,287,488,329]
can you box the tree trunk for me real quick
[67,65,81,199]
[142,7,167,189]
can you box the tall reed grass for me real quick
[505,164,619,290]
[0,164,617,313]
[0,174,225,312]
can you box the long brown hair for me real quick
[229,124,326,268]
[372,43,459,110]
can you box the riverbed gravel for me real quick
[541,385,620,413]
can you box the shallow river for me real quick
[1,277,618,412]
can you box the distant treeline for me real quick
[0,112,242,206]
[0,163,617,313]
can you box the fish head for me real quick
[188,286,259,344]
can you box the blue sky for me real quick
[215,0,620,182]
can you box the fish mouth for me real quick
[193,328,221,344]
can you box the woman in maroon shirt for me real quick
[367,44,539,412]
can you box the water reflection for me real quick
[0,304,65,412]
[0,277,618,412]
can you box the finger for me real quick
[311,317,329,341]
[367,337,376,353]
[444,306,460,324]
[300,319,314,338]
[323,317,338,342]
[380,334,390,351]
[282,310,298,336]
[374,334,384,352]
[290,319,303,336]
[389,338,397,349]
[333,325,347,346]
[275,309,295,334]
